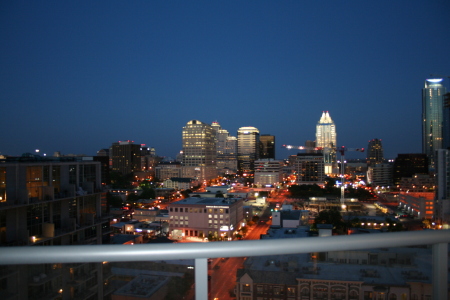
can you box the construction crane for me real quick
[282,144,364,204]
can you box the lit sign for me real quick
[220,225,234,231]
[206,206,229,209]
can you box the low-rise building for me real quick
[254,159,283,187]
[168,197,244,240]
[236,228,434,300]
[162,177,195,190]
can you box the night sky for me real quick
[1,1,449,160]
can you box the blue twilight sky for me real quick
[1,1,450,160]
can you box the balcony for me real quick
[0,230,448,300]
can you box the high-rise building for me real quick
[435,149,450,225]
[237,126,260,175]
[110,140,142,175]
[444,92,450,150]
[315,111,337,174]
[392,154,428,186]
[422,78,447,170]
[367,163,393,187]
[181,120,217,181]
[212,121,238,173]
[289,153,325,185]
[367,138,384,165]
[259,134,275,159]
[0,155,113,299]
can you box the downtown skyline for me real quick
[1,1,450,160]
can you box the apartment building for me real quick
[0,155,113,299]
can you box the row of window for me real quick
[169,207,229,214]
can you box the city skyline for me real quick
[1,1,450,160]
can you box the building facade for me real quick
[392,154,428,186]
[315,111,337,174]
[237,126,260,175]
[366,138,384,165]
[290,153,325,185]
[0,155,114,299]
[435,149,450,225]
[181,120,217,181]
[254,159,283,187]
[422,78,447,170]
[168,197,244,241]
[212,121,238,174]
[259,134,276,159]
[155,161,182,181]
[110,140,142,175]
[366,163,393,188]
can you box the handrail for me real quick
[0,230,448,265]
[0,230,448,300]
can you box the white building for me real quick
[367,163,393,187]
[316,111,337,174]
[168,197,244,240]
[254,159,283,187]
[162,177,195,190]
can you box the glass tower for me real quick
[422,78,447,170]
[315,111,337,174]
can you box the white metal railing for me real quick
[0,230,449,300]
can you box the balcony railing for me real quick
[0,230,449,300]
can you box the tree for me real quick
[139,187,156,199]
[106,192,123,208]
[313,208,346,234]
[110,171,134,189]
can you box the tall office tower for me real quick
[367,138,384,165]
[443,92,450,149]
[237,126,260,175]
[422,78,447,170]
[110,140,142,175]
[0,155,113,299]
[435,149,450,225]
[316,111,337,174]
[392,153,428,186]
[260,134,276,159]
[211,121,238,173]
[182,120,217,181]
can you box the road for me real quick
[208,219,271,300]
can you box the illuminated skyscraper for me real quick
[422,78,447,170]
[182,120,217,181]
[211,121,237,173]
[315,111,337,174]
[367,138,384,165]
[237,126,260,174]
